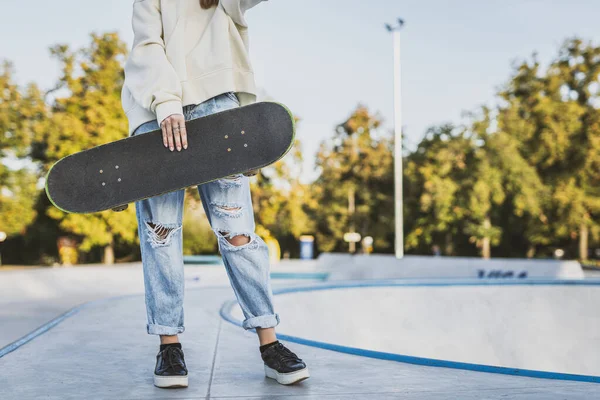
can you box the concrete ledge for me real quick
[318,254,584,280]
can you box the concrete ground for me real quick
[0,261,316,348]
[1,262,600,399]
[2,285,600,399]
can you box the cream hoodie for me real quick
[121,0,267,135]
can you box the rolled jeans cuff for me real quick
[147,323,185,336]
[242,313,280,330]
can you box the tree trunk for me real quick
[526,245,536,259]
[579,221,589,261]
[103,240,115,265]
[445,232,453,256]
[482,218,491,259]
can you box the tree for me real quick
[31,33,137,264]
[251,116,315,257]
[404,124,475,256]
[404,106,548,258]
[553,38,600,259]
[500,38,600,259]
[0,61,43,238]
[468,108,547,258]
[310,106,394,253]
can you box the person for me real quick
[121,0,309,388]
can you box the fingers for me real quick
[161,114,188,152]
[179,122,188,150]
[174,115,188,150]
[173,124,182,151]
[162,118,174,151]
[172,115,186,151]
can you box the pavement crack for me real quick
[205,317,222,400]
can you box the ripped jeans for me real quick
[131,92,280,335]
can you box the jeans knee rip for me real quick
[217,174,243,189]
[216,231,260,251]
[144,221,182,248]
[211,202,243,218]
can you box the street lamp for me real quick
[386,18,405,259]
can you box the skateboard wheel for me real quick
[112,204,128,212]
[243,169,259,177]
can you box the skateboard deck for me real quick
[45,102,295,214]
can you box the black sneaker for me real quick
[154,346,189,388]
[261,342,310,385]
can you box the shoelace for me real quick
[164,347,186,369]
[274,343,300,363]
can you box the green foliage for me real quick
[0,169,38,237]
[2,32,599,263]
[0,62,42,237]
[404,124,474,254]
[403,37,599,258]
[310,106,394,253]
[498,38,600,257]
[182,191,217,255]
[251,129,316,256]
[30,33,136,260]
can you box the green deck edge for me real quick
[45,101,296,214]
[45,160,71,213]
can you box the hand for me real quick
[161,114,187,151]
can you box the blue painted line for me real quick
[0,292,145,359]
[219,279,600,384]
[271,334,600,384]
[269,272,329,281]
[219,298,244,327]
[183,255,223,265]
[0,269,336,359]
[0,307,80,359]
[272,278,600,296]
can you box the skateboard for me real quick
[45,102,295,214]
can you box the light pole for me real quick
[0,231,6,266]
[386,18,405,259]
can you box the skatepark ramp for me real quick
[2,265,600,398]
[225,280,600,382]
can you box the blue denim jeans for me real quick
[131,93,280,335]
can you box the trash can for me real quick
[299,235,314,260]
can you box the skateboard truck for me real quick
[112,204,128,212]
[243,169,260,177]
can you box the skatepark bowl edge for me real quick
[2,259,600,399]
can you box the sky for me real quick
[1,0,599,180]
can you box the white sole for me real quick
[154,374,189,388]
[264,365,310,385]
